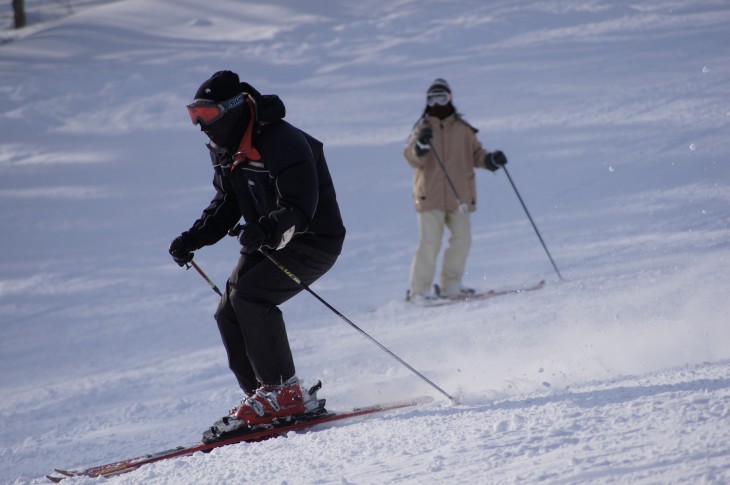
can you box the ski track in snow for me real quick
[1,0,730,483]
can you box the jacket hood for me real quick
[240,82,286,127]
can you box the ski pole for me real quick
[428,141,469,213]
[260,249,460,405]
[501,165,563,281]
[187,260,223,296]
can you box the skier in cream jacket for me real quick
[403,78,507,302]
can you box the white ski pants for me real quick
[409,209,471,295]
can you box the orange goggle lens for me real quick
[186,93,247,126]
[187,104,223,125]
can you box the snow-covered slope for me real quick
[1,1,729,483]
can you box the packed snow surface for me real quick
[1,0,729,483]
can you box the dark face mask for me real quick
[202,107,249,152]
[426,103,454,120]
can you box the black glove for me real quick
[238,222,267,254]
[491,150,507,167]
[415,126,433,156]
[484,150,508,171]
[169,231,198,267]
[417,127,433,145]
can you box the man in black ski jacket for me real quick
[169,71,345,425]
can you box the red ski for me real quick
[46,395,433,482]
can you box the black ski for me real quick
[409,279,546,307]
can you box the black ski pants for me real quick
[214,240,339,394]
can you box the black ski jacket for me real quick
[188,94,345,255]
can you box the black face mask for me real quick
[202,106,249,152]
[426,103,454,120]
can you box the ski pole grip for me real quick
[228,224,242,237]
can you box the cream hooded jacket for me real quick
[403,113,492,213]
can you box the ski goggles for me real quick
[187,92,247,126]
[426,90,452,107]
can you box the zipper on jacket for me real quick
[439,121,449,209]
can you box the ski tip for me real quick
[47,468,75,482]
[397,395,435,408]
[395,395,434,407]
[350,395,434,413]
[417,395,435,405]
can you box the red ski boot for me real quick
[232,378,305,426]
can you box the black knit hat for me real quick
[194,70,243,102]
[427,78,451,94]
